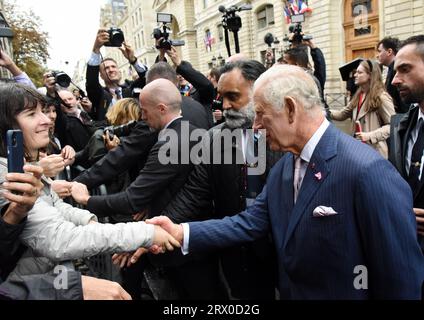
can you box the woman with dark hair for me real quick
[330,59,395,158]
[0,83,179,280]
[37,98,76,180]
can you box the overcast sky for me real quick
[15,0,107,75]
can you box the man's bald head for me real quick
[139,79,182,130]
[142,78,181,111]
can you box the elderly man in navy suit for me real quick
[147,64,424,299]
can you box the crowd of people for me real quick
[0,26,423,300]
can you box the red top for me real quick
[356,92,366,119]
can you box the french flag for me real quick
[283,5,291,24]
[289,0,299,14]
[299,0,313,13]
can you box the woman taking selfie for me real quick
[330,59,395,158]
[0,83,179,278]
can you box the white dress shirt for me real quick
[181,118,331,254]
[406,106,424,177]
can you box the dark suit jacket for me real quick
[181,96,211,130]
[86,64,146,121]
[74,121,157,188]
[176,61,214,127]
[389,105,419,188]
[189,124,424,299]
[161,123,276,299]
[86,118,198,217]
[389,105,424,251]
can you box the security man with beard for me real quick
[389,35,424,252]
[132,60,278,299]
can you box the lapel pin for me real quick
[310,163,316,169]
[315,172,322,181]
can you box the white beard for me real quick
[223,101,255,129]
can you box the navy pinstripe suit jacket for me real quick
[189,124,424,299]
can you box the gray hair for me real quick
[254,65,324,114]
[146,62,178,85]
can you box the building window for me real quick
[354,25,371,36]
[352,0,372,16]
[203,0,209,9]
[138,8,142,23]
[257,5,274,30]
[141,30,145,47]
[204,29,214,52]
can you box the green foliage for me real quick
[23,57,47,88]
[3,0,49,85]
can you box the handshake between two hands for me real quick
[112,216,183,268]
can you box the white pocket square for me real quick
[313,206,338,217]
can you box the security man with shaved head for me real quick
[71,78,225,299]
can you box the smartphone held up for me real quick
[7,130,24,173]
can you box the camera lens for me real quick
[153,28,162,40]
[111,30,124,44]
[55,73,71,88]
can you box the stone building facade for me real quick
[87,0,424,107]
[0,0,14,79]
[150,0,424,107]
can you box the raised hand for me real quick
[93,28,109,53]
[43,72,57,97]
[213,109,223,122]
[2,164,43,224]
[39,153,65,177]
[118,42,137,64]
[103,131,120,151]
[155,37,167,61]
[61,145,76,166]
[79,97,92,113]
[166,46,182,67]
[0,49,14,68]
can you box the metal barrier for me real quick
[69,165,122,283]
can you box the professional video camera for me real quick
[284,14,312,45]
[153,13,185,51]
[104,27,125,47]
[218,4,252,32]
[103,120,137,141]
[50,71,71,88]
[218,3,252,55]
